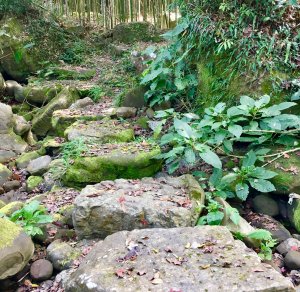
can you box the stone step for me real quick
[64,226,294,292]
[63,141,162,186]
[52,101,137,136]
[73,175,204,239]
[64,120,135,142]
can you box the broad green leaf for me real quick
[223,139,233,153]
[206,211,224,225]
[220,173,238,186]
[291,90,300,101]
[23,200,40,214]
[174,118,197,139]
[254,95,270,108]
[240,95,255,107]
[251,167,277,179]
[36,215,53,224]
[228,124,243,138]
[235,183,249,201]
[162,20,189,39]
[209,168,223,187]
[255,148,271,155]
[227,207,240,225]
[227,106,246,117]
[248,229,273,240]
[242,150,257,167]
[199,150,222,169]
[248,178,276,193]
[276,135,299,147]
[168,160,180,174]
[184,148,196,165]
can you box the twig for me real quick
[262,147,300,167]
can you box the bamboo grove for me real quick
[42,0,179,28]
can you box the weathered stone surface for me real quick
[13,114,31,136]
[73,175,204,239]
[122,85,147,108]
[64,142,162,186]
[284,250,300,270]
[0,201,23,216]
[23,84,62,105]
[277,238,300,255]
[0,218,34,280]
[65,120,135,142]
[253,194,279,217]
[43,159,67,189]
[27,155,52,175]
[16,150,44,169]
[47,240,80,271]
[113,22,157,44]
[3,180,20,192]
[0,73,5,95]
[5,80,24,102]
[0,102,14,133]
[65,226,294,292]
[51,99,113,136]
[69,97,94,110]
[0,163,12,186]
[30,259,53,282]
[32,86,80,136]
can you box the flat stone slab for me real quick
[64,120,135,142]
[65,226,294,292]
[73,175,205,239]
[63,142,162,186]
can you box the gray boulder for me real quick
[5,80,24,102]
[65,226,294,292]
[0,102,14,133]
[30,259,53,281]
[32,86,80,136]
[276,238,300,255]
[0,218,34,280]
[284,250,300,270]
[0,163,12,186]
[23,84,62,105]
[27,155,52,175]
[73,175,205,239]
[47,239,80,271]
[253,194,279,217]
[69,97,94,110]
[13,114,31,136]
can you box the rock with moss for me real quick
[287,199,300,233]
[121,85,147,108]
[12,103,33,121]
[23,84,62,105]
[112,22,158,44]
[47,239,80,271]
[27,176,44,192]
[0,17,39,82]
[63,141,162,186]
[32,86,80,136]
[50,67,96,81]
[16,149,45,169]
[266,151,300,196]
[0,73,5,95]
[65,120,135,142]
[0,218,34,280]
[13,114,31,136]
[0,200,5,209]
[0,163,12,186]
[73,175,204,239]
[65,226,294,292]
[44,159,67,189]
[0,201,23,216]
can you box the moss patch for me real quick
[0,218,22,249]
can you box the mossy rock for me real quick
[0,200,6,209]
[0,218,34,280]
[51,68,96,81]
[11,103,33,121]
[113,22,158,44]
[16,150,44,169]
[23,84,62,105]
[32,86,80,136]
[64,120,135,142]
[196,57,295,109]
[0,163,12,185]
[287,199,300,233]
[27,176,43,192]
[266,151,300,196]
[63,142,162,186]
[0,201,23,216]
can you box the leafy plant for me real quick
[9,201,53,237]
[61,138,88,167]
[88,86,105,102]
[154,95,300,175]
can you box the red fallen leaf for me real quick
[291,245,299,251]
[283,153,290,158]
[164,246,173,253]
[140,218,148,226]
[203,246,214,253]
[118,196,126,204]
[12,173,21,181]
[169,289,183,292]
[115,268,126,278]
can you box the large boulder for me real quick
[112,22,158,44]
[64,120,135,142]
[0,17,39,82]
[63,141,162,186]
[73,175,205,239]
[0,218,34,280]
[0,163,12,186]
[27,155,52,175]
[32,86,80,136]
[0,103,14,133]
[23,84,62,105]
[64,226,294,292]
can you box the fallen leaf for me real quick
[115,268,126,278]
[200,264,211,269]
[152,278,163,285]
[137,270,146,276]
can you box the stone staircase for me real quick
[48,100,295,291]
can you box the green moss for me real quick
[16,151,41,169]
[0,201,23,217]
[0,218,22,249]
[64,146,162,186]
[52,68,96,81]
[0,200,6,209]
[27,176,43,192]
